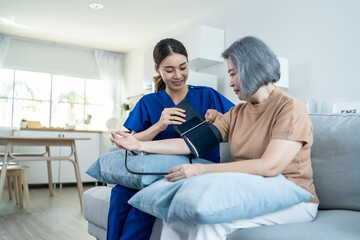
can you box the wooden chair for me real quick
[0,162,17,200]
[0,164,31,213]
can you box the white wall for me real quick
[123,43,152,99]
[123,0,360,112]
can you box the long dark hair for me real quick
[153,38,188,92]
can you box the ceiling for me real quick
[0,0,223,53]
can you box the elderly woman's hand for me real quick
[110,131,141,151]
[205,109,222,123]
[165,163,204,182]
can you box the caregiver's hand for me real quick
[110,131,141,151]
[165,164,203,182]
[156,107,186,131]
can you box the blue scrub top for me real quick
[124,85,234,163]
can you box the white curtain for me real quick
[0,35,11,67]
[94,50,124,119]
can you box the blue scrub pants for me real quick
[107,185,156,240]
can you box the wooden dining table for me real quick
[0,136,90,210]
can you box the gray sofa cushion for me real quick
[309,114,360,211]
[227,210,360,240]
[83,186,111,229]
[88,222,107,240]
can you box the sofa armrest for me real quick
[83,186,112,230]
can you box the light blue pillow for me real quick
[86,150,212,189]
[128,173,314,224]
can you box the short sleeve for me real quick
[271,100,313,146]
[213,108,234,142]
[123,97,151,133]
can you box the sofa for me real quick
[82,113,360,240]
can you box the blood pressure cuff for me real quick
[173,99,222,158]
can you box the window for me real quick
[0,68,113,130]
[13,70,51,127]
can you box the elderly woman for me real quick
[111,36,319,240]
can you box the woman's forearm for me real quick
[111,131,190,155]
[140,138,191,155]
[198,159,274,176]
[132,123,162,141]
[198,139,302,177]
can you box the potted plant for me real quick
[121,103,130,111]
[120,103,130,124]
[20,118,27,128]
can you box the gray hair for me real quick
[221,36,280,100]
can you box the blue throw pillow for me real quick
[128,173,314,224]
[86,150,212,189]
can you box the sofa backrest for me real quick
[220,142,232,163]
[309,113,360,211]
[219,114,360,211]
